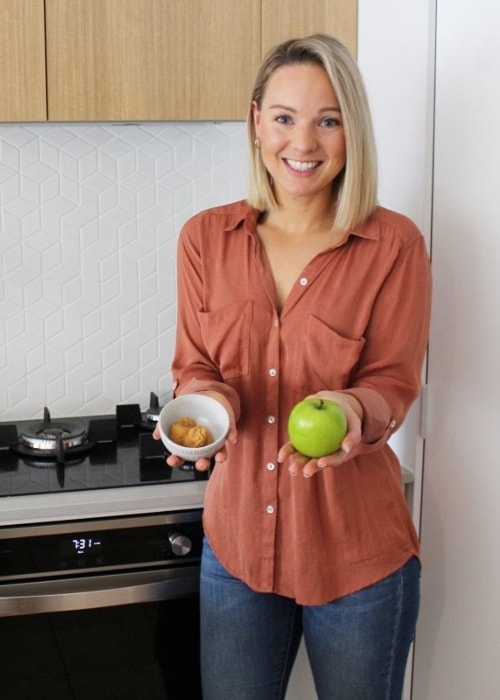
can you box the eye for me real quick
[275,114,293,125]
[320,116,341,128]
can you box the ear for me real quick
[252,100,261,135]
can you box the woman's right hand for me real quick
[152,390,238,472]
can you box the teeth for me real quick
[286,159,319,172]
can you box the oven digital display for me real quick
[72,537,103,554]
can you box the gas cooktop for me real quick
[0,395,208,498]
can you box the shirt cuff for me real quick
[341,387,395,445]
[174,378,241,422]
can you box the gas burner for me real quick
[21,408,87,450]
[11,407,95,464]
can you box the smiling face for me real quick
[252,62,346,207]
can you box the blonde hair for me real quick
[247,34,378,231]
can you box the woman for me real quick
[158,34,431,700]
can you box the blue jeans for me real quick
[200,538,420,700]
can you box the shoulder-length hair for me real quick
[247,34,378,231]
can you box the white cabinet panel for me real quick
[358,0,435,539]
[413,1,500,698]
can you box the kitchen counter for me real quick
[0,480,207,527]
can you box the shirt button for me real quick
[273,319,279,327]
[266,505,275,514]
[390,419,397,428]
[299,277,308,286]
[267,415,276,424]
[266,462,276,471]
[269,368,277,377]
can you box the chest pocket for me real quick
[293,315,365,397]
[198,300,252,379]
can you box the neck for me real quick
[264,198,335,236]
[266,185,337,232]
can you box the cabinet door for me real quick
[262,0,357,57]
[45,0,260,121]
[0,0,46,122]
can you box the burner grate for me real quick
[20,407,87,451]
[8,410,117,465]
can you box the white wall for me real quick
[358,0,435,532]
[412,1,500,697]
[0,123,247,419]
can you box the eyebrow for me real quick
[267,104,341,113]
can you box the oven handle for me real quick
[0,566,200,617]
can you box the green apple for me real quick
[287,398,347,458]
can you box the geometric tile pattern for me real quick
[0,122,247,419]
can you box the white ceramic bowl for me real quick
[158,394,230,461]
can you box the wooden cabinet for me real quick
[0,0,357,123]
[0,0,46,122]
[262,0,356,58]
[45,0,261,121]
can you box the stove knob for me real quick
[168,532,192,557]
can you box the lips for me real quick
[285,159,321,172]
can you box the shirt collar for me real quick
[223,200,381,242]
[223,200,260,233]
[348,210,381,241]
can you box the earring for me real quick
[254,138,261,149]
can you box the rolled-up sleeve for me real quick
[171,211,243,421]
[342,233,432,449]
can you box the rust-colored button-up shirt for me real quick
[172,200,431,605]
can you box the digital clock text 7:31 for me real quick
[72,537,102,554]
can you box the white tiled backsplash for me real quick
[0,122,247,420]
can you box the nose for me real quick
[291,125,317,152]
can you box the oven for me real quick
[0,395,207,699]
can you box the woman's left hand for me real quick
[277,391,363,478]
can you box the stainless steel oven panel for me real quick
[0,566,200,617]
[0,510,202,539]
[0,509,203,617]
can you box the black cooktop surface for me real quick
[0,402,208,498]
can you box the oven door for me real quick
[0,511,203,700]
[0,597,201,699]
[0,566,200,616]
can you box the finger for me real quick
[212,430,239,463]
[302,462,322,478]
[195,457,211,471]
[277,441,296,463]
[316,447,351,470]
[166,454,185,468]
[226,427,238,444]
[288,453,310,476]
[302,452,349,477]
[213,448,227,463]
[340,436,354,456]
